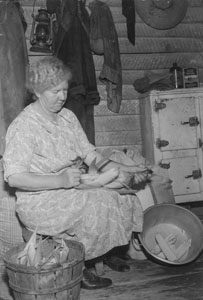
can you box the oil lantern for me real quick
[30,8,53,53]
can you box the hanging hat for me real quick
[134,0,188,30]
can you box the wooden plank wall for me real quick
[21,0,203,155]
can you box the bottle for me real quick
[170,63,183,89]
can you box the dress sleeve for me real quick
[3,117,35,181]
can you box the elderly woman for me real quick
[3,57,174,289]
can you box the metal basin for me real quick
[139,204,203,265]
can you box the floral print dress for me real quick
[3,105,143,260]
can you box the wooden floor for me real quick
[81,204,203,300]
[81,255,203,300]
[2,203,203,300]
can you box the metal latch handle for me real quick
[185,169,202,179]
[181,116,199,127]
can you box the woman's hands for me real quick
[58,162,152,189]
[58,165,150,189]
[133,170,150,184]
[123,164,151,184]
[59,167,81,188]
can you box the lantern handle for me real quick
[31,0,37,17]
[46,14,54,46]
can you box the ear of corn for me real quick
[176,239,191,260]
[91,168,119,186]
[104,181,124,189]
[88,158,99,174]
[81,173,100,182]
[59,239,69,264]
[80,168,119,186]
[104,171,133,189]
[17,228,38,266]
[16,236,70,268]
[33,238,43,267]
[155,234,177,261]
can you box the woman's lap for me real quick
[16,188,143,260]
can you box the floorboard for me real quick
[81,256,203,300]
[81,204,203,300]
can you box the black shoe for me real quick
[104,255,130,272]
[117,253,132,261]
[81,268,112,290]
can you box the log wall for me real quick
[21,0,203,155]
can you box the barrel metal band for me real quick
[9,274,83,295]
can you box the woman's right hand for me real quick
[59,167,81,188]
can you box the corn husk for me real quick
[59,239,70,263]
[16,230,70,269]
[17,228,38,266]
[105,171,133,189]
[152,233,191,262]
[38,239,69,269]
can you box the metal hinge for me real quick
[154,101,166,112]
[156,138,169,149]
[159,162,170,169]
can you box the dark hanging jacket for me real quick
[51,0,100,144]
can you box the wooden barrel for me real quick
[4,240,85,300]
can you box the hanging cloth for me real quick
[89,0,122,113]
[52,0,100,145]
[122,0,135,45]
[0,1,28,155]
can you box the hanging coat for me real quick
[0,1,28,155]
[52,0,100,145]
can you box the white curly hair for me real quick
[27,56,72,94]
